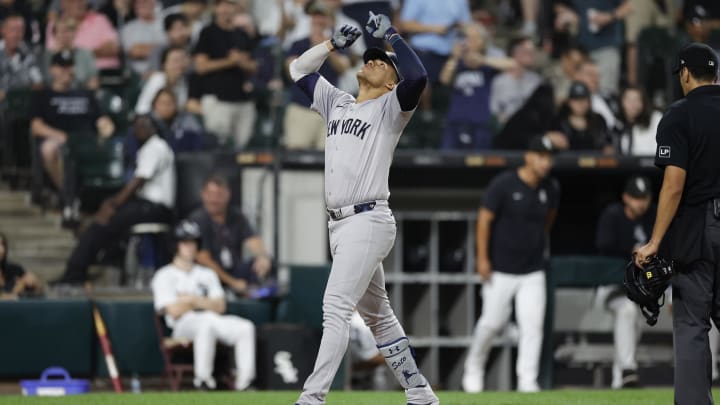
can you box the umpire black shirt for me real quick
[655,84,720,265]
[483,170,560,274]
[655,85,720,206]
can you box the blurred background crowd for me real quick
[0,0,718,270]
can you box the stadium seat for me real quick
[2,88,33,188]
[124,223,171,288]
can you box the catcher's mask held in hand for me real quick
[624,256,674,326]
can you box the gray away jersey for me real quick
[312,77,414,208]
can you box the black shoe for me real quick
[621,369,639,388]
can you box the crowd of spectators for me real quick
[0,0,718,256]
[0,0,717,201]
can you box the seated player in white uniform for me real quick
[151,220,256,390]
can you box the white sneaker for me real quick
[461,370,484,393]
[235,378,252,391]
[517,381,540,393]
[193,377,216,390]
[406,385,439,405]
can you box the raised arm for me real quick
[289,25,361,101]
[366,12,427,111]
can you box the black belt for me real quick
[326,201,377,221]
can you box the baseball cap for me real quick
[174,220,201,241]
[672,42,718,74]
[624,175,652,198]
[568,81,591,99]
[51,50,74,67]
[363,47,402,83]
[527,135,554,154]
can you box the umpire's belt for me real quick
[326,200,385,221]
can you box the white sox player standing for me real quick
[289,12,439,405]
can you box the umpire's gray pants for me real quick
[672,205,720,405]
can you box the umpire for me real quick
[635,42,720,405]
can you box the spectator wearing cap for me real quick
[595,175,656,388]
[439,23,515,150]
[147,13,193,74]
[683,1,720,45]
[121,0,167,76]
[553,0,633,96]
[552,80,612,152]
[43,16,99,90]
[193,0,258,149]
[46,0,120,69]
[283,1,351,150]
[489,36,541,126]
[616,86,662,156]
[573,59,620,130]
[30,51,115,225]
[56,114,175,285]
[0,13,42,104]
[135,46,190,114]
[463,135,560,394]
[399,0,471,117]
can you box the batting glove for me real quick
[331,25,362,50]
[366,11,395,40]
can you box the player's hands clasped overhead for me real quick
[331,24,362,50]
[366,11,393,39]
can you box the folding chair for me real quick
[152,313,236,391]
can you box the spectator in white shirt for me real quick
[55,115,175,285]
[152,220,256,391]
[616,86,661,156]
[135,46,190,114]
[490,36,541,125]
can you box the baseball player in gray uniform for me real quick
[289,12,438,405]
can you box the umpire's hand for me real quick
[634,241,658,268]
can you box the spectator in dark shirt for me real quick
[553,81,612,152]
[595,175,655,388]
[0,0,37,45]
[0,232,43,299]
[439,23,515,150]
[189,173,273,297]
[283,1,350,150]
[554,0,633,95]
[194,0,258,149]
[151,87,207,151]
[30,51,115,223]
